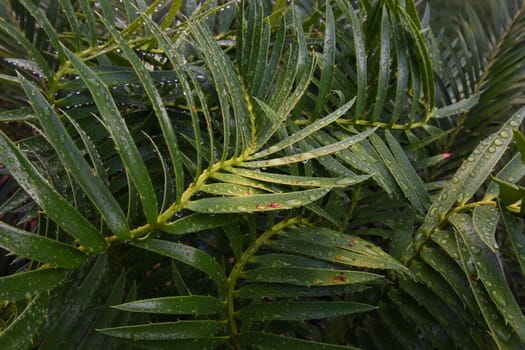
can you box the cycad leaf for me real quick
[455,232,524,349]
[0,131,107,252]
[434,93,482,118]
[114,295,224,315]
[118,338,227,350]
[18,73,130,240]
[235,283,368,299]
[63,47,159,224]
[0,269,66,302]
[161,213,239,234]
[132,239,227,289]
[268,238,403,271]
[450,214,525,342]
[229,167,369,187]
[97,320,225,340]
[416,107,525,244]
[187,187,330,213]
[243,128,376,168]
[472,205,499,251]
[251,98,355,159]
[0,293,50,349]
[500,204,525,276]
[241,331,359,349]
[201,183,267,196]
[312,3,336,119]
[241,266,382,286]
[38,255,109,349]
[99,14,185,203]
[0,221,86,268]
[237,301,375,321]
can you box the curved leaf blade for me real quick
[241,331,359,349]
[18,73,131,240]
[0,293,50,349]
[0,221,86,268]
[132,239,227,290]
[0,269,66,302]
[97,320,225,340]
[63,47,159,224]
[161,213,239,235]
[114,295,224,315]
[241,266,383,286]
[237,301,375,321]
[186,187,330,213]
[0,131,107,252]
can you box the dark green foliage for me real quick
[1,0,525,349]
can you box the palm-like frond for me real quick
[1,0,525,349]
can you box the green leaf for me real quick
[201,183,267,196]
[0,221,86,268]
[63,47,159,224]
[114,295,224,315]
[186,187,331,213]
[268,238,405,271]
[252,98,355,160]
[450,214,525,342]
[500,204,525,277]
[38,255,108,349]
[244,128,376,168]
[118,338,227,350]
[235,283,368,299]
[97,320,225,340]
[132,239,227,290]
[0,293,50,349]
[0,269,66,302]
[376,131,430,214]
[0,131,107,252]
[514,129,525,164]
[415,107,525,247]
[433,93,482,118]
[241,266,383,286]
[313,3,336,120]
[472,205,499,251]
[282,227,410,273]
[160,213,239,234]
[236,301,375,321]
[455,233,523,349]
[18,73,131,240]
[335,0,367,118]
[229,167,370,188]
[99,15,185,203]
[241,331,359,349]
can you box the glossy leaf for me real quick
[450,214,525,342]
[229,167,370,188]
[236,301,375,321]
[132,239,227,289]
[0,269,66,302]
[161,213,239,234]
[63,47,159,224]
[0,221,86,268]
[97,320,225,340]
[186,187,331,213]
[243,128,376,168]
[18,73,130,240]
[114,295,224,315]
[241,331,359,349]
[0,293,50,349]
[0,131,107,252]
[472,205,499,251]
[416,107,525,245]
[241,266,383,286]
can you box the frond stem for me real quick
[225,217,308,349]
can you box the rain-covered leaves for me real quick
[1,0,525,349]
